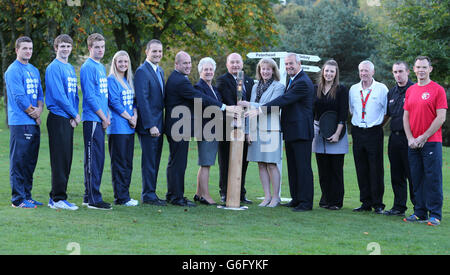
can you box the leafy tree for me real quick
[1,0,278,100]
[372,0,449,145]
[273,0,376,86]
[375,0,449,87]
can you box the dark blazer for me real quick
[194,79,222,134]
[164,70,222,138]
[216,72,254,105]
[313,84,349,123]
[134,61,165,135]
[264,70,314,142]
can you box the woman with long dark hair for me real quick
[312,59,349,210]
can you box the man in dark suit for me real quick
[245,53,315,211]
[164,51,239,207]
[134,39,166,206]
[216,53,254,203]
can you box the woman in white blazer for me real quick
[239,58,285,207]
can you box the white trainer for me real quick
[53,200,79,210]
[124,199,139,206]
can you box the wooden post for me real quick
[226,128,244,208]
[225,70,245,209]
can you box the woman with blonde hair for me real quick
[239,58,285,207]
[107,50,138,206]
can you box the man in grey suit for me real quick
[134,39,166,206]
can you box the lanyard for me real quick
[359,89,372,120]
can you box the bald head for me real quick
[226,53,243,76]
[175,51,192,75]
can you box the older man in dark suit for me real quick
[164,51,239,207]
[134,39,166,206]
[216,53,254,204]
[245,53,315,211]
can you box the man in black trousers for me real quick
[216,53,254,204]
[349,60,389,214]
[45,34,80,210]
[384,61,415,216]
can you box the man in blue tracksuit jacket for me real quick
[4,36,44,208]
[80,33,111,210]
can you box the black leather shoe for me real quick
[282,200,299,208]
[193,194,200,202]
[199,197,217,206]
[240,197,252,204]
[143,198,167,206]
[353,205,372,212]
[383,209,405,216]
[327,205,341,210]
[292,206,312,212]
[171,198,197,207]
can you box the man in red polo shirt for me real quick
[403,56,447,226]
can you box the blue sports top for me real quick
[45,58,79,119]
[4,60,44,125]
[80,58,109,122]
[106,75,135,135]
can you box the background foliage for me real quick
[1,0,449,144]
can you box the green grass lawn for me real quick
[0,108,448,255]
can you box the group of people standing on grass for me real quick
[4,33,447,226]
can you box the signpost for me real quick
[218,71,248,210]
[219,52,321,209]
[225,71,246,210]
[246,51,321,86]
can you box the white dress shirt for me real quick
[349,78,388,128]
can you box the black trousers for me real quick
[351,125,385,209]
[316,153,345,208]
[218,140,248,199]
[388,132,415,212]
[108,134,134,204]
[47,112,74,202]
[285,139,314,210]
[166,136,189,202]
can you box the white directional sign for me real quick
[300,65,321,73]
[246,52,288,59]
[247,52,322,85]
[296,54,321,63]
[247,52,321,63]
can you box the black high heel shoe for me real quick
[199,197,217,206]
[193,194,200,202]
